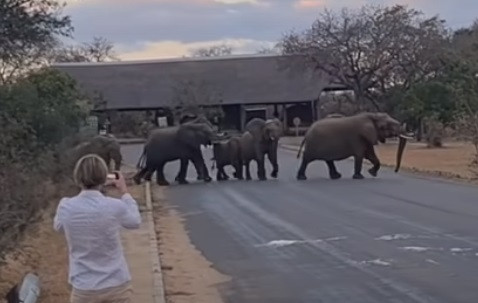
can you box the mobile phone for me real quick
[107,172,119,180]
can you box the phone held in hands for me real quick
[107,172,120,180]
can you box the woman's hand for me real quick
[112,172,128,195]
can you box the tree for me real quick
[0,0,72,83]
[0,68,90,148]
[53,36,119,63]
[278,4,448,111]
[394,80,455,142]
[452,20,478,63]
[189,43,233,57]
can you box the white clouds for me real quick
[63,0,478,62]
[214,0,259,4]
[294,0,325,9]
[117,38,276,60]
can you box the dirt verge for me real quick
[376,141,478,182]
[151,187,230,303]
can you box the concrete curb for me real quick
[144,181,166,303]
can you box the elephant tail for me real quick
[136,148,146,169]
[297,138,306,159]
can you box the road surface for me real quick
[122,143,478,303]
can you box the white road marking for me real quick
[400,246,436,252]
[256,236,348,248]
[376,234,412,241]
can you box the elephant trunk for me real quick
[395,133,413,173]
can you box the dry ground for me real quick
[0,175,145,303]
[151,188,230,303]
[376,140,478,181]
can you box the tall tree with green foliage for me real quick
[0,0,72,83]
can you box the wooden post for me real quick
[273,104,279,118]
[311,100,317,122]
[240,104,246,131]
[282,104,288,133]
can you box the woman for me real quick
[54,154,142,303]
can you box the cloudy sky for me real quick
[63,0,478,61]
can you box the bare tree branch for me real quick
[279,4,447,111]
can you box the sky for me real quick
[62,0,478,61]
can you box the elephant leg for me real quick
[175,160,188,182]
[191,152,212,183]
[133,167,148,184]
[218,166,228,181]
[245,161,252,180]
[268,149,279,178]
[233,161,243,180]
[144,165,155,182]
[326,161,342,180]
[155,162,169,186]
[352,154,365,179]
[200,162,209,181]
[365,146,380,177]
[196,160,206,181]
[253,144,267,181]
[216,168,223,181]
[176,158,190,185]
[221,167,230,180]
[256,156,267,181]
[297,153,313,180]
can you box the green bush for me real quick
[0,67,90,262]
[0,68,89,149]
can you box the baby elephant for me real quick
[211,137,243,181]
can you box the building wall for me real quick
[222,103,313,131]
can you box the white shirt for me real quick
[53,189,142,291]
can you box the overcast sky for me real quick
[63,0,478,61]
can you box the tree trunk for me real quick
[416,118,423,142]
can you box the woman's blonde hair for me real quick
[73,154,109,189]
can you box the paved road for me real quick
[122,143,478,303]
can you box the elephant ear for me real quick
[266,118,284,138]
[359,118,380,145]
[370,113,390,143]
[177,123,210,148]
[245,118,266,141]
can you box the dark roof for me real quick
[52,54,345,111]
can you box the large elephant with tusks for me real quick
[296,112,413,180]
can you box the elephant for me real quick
[296,112,413,181]
[325,113,345,118]
[69,135,122,171]
[133,120,218,186]
[210,136,243,181]
[239,117,283,181]
[173,115,217,183]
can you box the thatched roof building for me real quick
[52,54,344,111]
